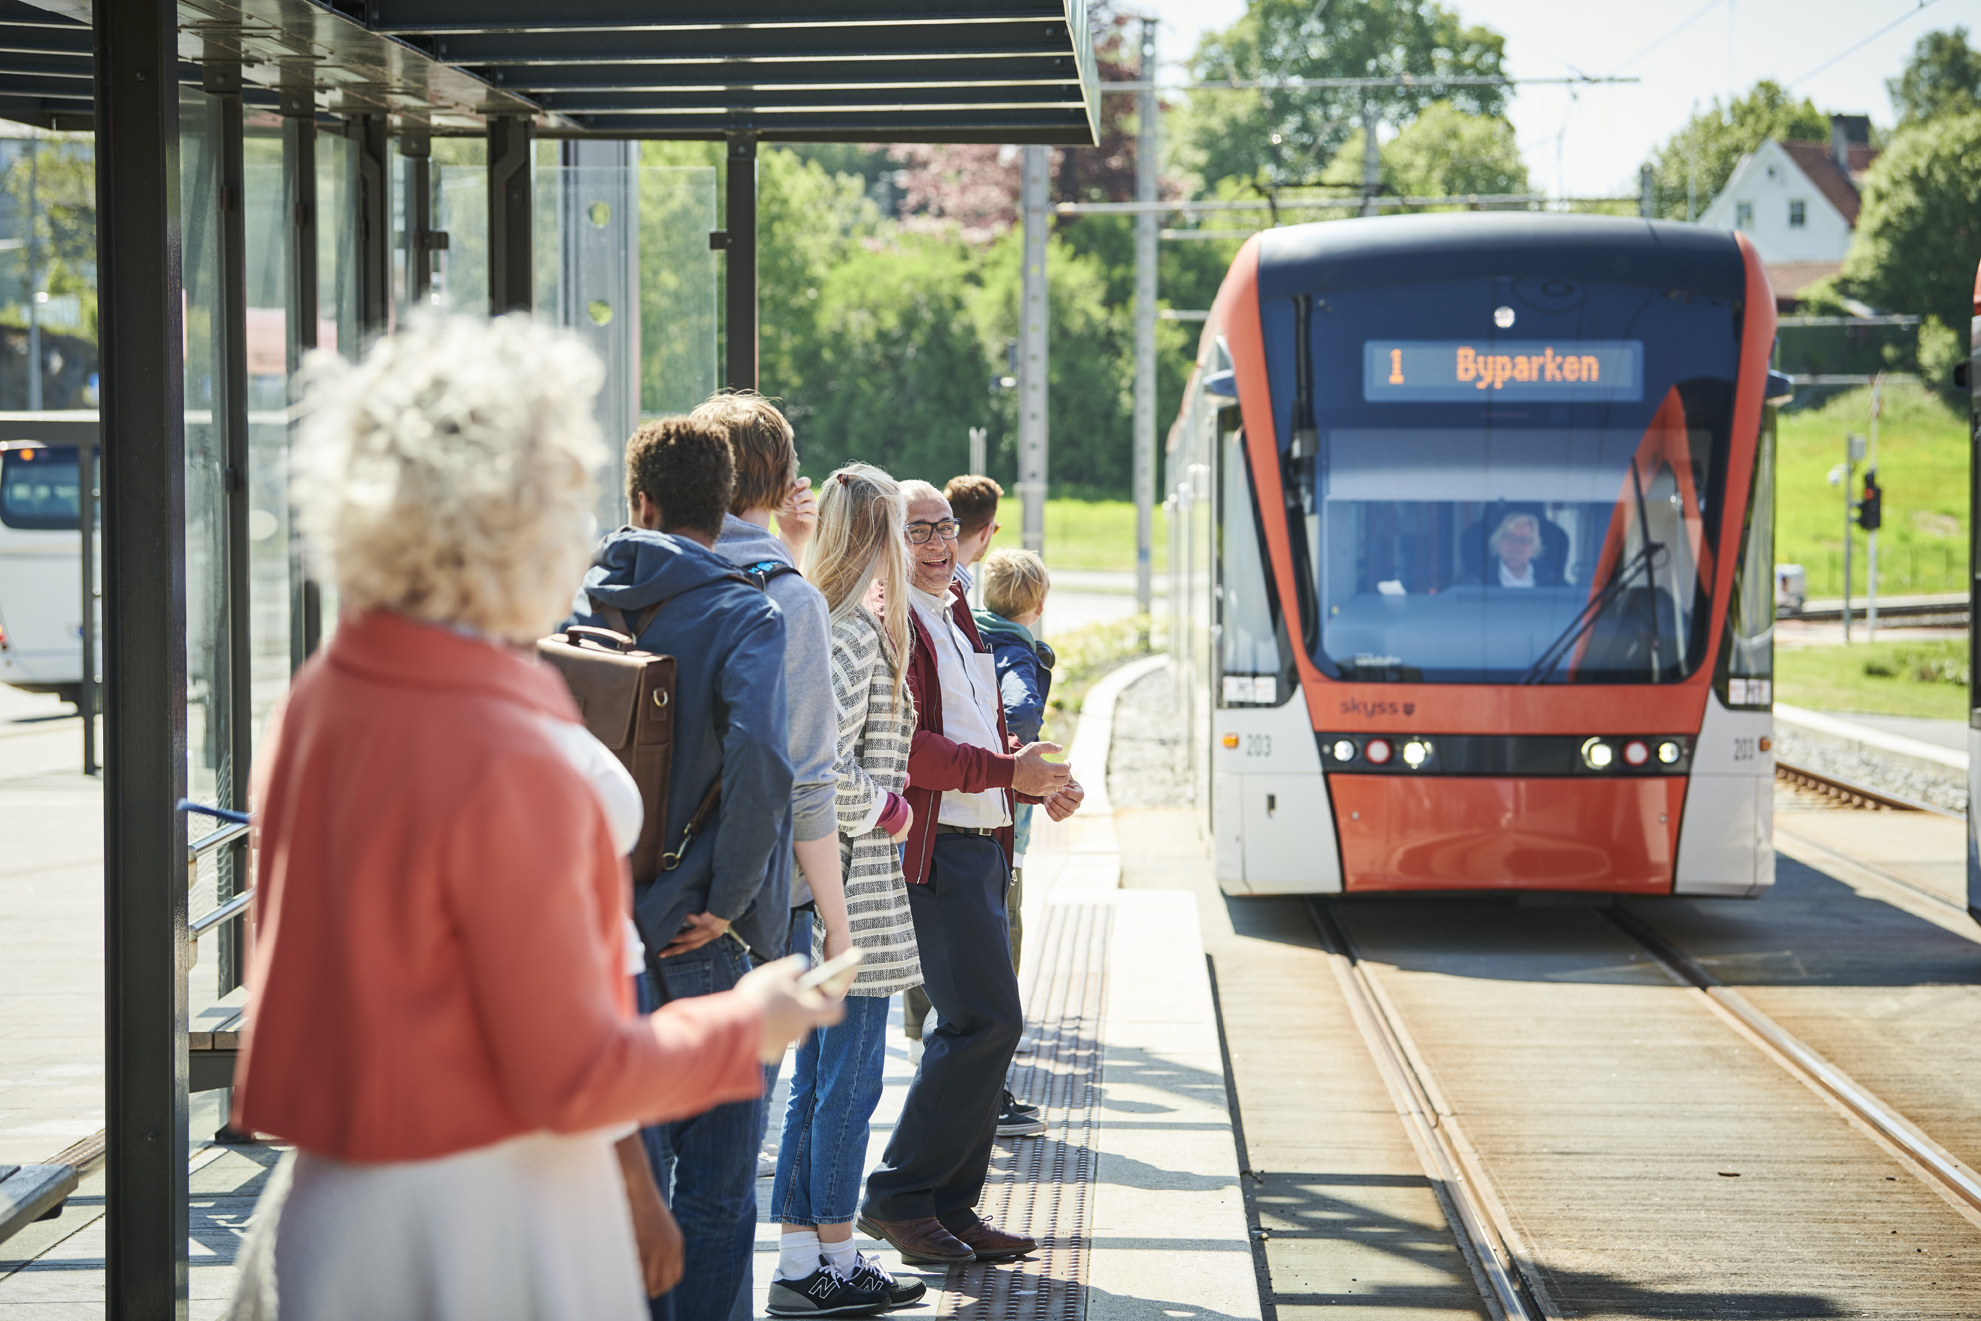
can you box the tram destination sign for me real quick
[1364,340,1643,403]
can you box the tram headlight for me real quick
[1623,739,1650,767]
[1365,738,1393,765]
[1402,739,1432,768]
[1580,737,1614,770]
[1657,740,1682,765]
[1330,739,1358,763]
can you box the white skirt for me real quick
[225,1130,645,1321]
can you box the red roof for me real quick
[1778,140,1866,226]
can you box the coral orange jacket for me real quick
[232,610,763,1162]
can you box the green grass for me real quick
[1775,638,1970,721]
[1777,381,1969,598]
[985,499,1169,574]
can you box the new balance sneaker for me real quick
[996,1093,1047,1138]
[1003,1088,1040,1118]
[847,1251,927,1309]
[766,1261,889,1318]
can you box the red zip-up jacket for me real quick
[900,588,1042,884]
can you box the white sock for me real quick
[820,1236,859,1277]
[776,1230,821,1282]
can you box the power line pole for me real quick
[1360,101,1380,217]
[1133,16,1157,615]
[1019,144,1049,556]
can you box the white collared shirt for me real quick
[910,584,1013,830]
[1498,559,1536,588]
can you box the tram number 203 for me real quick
[1732,737,1759,762]
[1242,734,1272,758]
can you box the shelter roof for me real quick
[0,0,1100,143]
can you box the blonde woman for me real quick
[766,464,925,1315]
[222,316,836,1321]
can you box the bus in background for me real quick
[1167,213,1789,900]
[0,438,93,704]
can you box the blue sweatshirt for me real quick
[972,611,1052,745]
[570,529,794,965]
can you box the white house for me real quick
[1697,115,1877,305]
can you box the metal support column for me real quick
[725,133,757,391]
[207,60,253,996]
[1360,101,1380,217]
[488,115,534,316]
[1639,163,1655,219]
[1132,18,1157,615]
[403,125,432,306]
[281,84,320,664]
[93,1,191,1315]
[352,113,388,339]
[1018,145,1049,555]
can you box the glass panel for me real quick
[1721,411,1775,707]
[0,134,99,409]
[1218,422,1280,704]
[432,138,487,315]
[637,167,717,418]
[1300,277,1743,685]
[180,87,232,817]
[319,132,357,361]
[245,117,292,747]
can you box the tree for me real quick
[1172,0,1507,194]
[1888,27,1981,125]
[1645,80,1828,220]
[1839,111,1981,365]
[1319,101,1527,201]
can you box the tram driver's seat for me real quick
[1460,503,1569,587]
[1578,585,1682,677]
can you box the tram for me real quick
[1166,214,1787,897]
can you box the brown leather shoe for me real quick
[946,1215,1037,1261]
[856,1214,976,1265]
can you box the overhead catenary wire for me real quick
[1788,0,1942,89]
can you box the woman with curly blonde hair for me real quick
[224,315,836,1321]
[763,464,926,1315]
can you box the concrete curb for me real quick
[1775,702,1967,776]
[1067,654,1168,817]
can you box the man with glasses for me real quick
[857,481,1082,1268]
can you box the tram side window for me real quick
[1218,423,1284,705]
[0,446,81,531]
[1719,413,1775,708]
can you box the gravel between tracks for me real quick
[1107,665,1191,810]
[1773,726,1969,814]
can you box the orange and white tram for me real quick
[1166,214,1788,897]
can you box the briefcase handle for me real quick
[561,624,637,652]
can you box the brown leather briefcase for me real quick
[536,599,715,881]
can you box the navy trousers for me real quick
[861,833,1022,1227]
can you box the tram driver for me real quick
[1485,511,1560,589]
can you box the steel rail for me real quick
[1773,758,1959,818]
[1604,906,1981,1220]
[1304,899,1545,1321]
[1772,822,1969,918]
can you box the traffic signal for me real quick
[1857,470,1882,532]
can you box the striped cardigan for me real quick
[820,608,921,997]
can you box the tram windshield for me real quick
[1297,277,1744,685]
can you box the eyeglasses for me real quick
[905,518,962,545]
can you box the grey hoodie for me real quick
[716,515,837,907]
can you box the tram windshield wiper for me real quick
[1521,541,1667,685]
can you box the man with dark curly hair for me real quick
[567,416,796,1321]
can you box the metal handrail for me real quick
[176,799,254,939]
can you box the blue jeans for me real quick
[769,991,894,1227]
[639,939,762,1321]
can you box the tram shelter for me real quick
[0,4,1099,1313]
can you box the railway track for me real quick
[1304,882,1981,1321]
[1774,756,1960,818]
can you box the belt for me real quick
[936,823,999,837]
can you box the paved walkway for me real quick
[1,657,1259,1321]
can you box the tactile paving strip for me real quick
[934,901,1113,1321]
